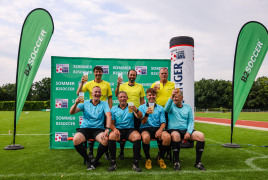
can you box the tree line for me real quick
[0,76,267,109]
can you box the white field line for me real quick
[0,169,268,178]
[195,120,268,131]
[0,134,49,135]
[206,138,268,170]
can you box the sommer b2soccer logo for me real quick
[135,66,147,75]
[56,64,69,73]
[55,132,68,142]
[55,99,68,108]
[97,65,109,74]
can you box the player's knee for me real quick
[73,136,82,145]
[100,137,108,146]
[109,131,116,140]
[141,134,150,143]
[171,133,181,141]
[198,133,205,141]
[132,133,141,141]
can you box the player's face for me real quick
[128,70,137,83]
[159,69,168,81]
[92,87,102,100]
[173,94,183,105]
[118,93,128,105]
[147,92,156,103]
[94,70,103,79]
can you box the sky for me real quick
[1,0,268,85]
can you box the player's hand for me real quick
[114,128,120,137]
[102,130,109,140]
[155,129,162,138]
[75,97,82,104]
[146,107,152,114]
[81,76,86,83]
[183,132,190,141]
[153,84,158,91]
[117,77,123,86]
[131,105,137,113]
[171,89,178,99]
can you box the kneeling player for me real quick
[70,86,111,170]
[139,88,171,169]
[108,91,143,172]
[165,89,206,171]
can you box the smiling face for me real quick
[94,69,103,80]
[128,70,137,83]
[173,93,183,106]
[118,92,128,106]
[92,86,102,101]
[146,92,156,103]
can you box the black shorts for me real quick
[117,128,136,141]
[76,128,104,140]
[139,127,159,140]
[168,129,195,141]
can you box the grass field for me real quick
[1,111,268,179]
[195,112,268,122]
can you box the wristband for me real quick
[105,127,110,130]
[135,109,139,113]
[145,113,149,117]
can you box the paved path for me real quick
[195,117,268,131]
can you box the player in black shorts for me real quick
[70,86,111,170]
[108,91,143,172]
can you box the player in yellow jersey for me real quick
[77,66,112,160]
[115,69,145,160]
[151,67,174,161]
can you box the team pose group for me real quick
[70,66,206,172]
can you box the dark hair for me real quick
[93,66,103,72]
[146,88,156,95]
[128,69,137,76]
[118,91,128,97]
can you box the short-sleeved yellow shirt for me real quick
[119,82,145,108]
[151,81,175,108]
[82,80,112,101]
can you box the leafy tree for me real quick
[31,77,51,101]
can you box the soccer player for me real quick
[108,91,143,172]
[114,69,145,160]
[70,86,111,170]
[151,67,175,160]
[139,88,171,169]
[77,66,112,160]
[165,88,206,171]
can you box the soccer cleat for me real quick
[132,161,142,172]
[88,151,94,159]
[104,152,111,160]
[86,161,93,170]
[118,152,124,160]
[108,160,117,171]
[174,162,181,171]
[157,157,167,169]
[194,162,206,171]
[145,159,152,169]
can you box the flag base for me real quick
[222,143,241,148]
[4,144,24,150]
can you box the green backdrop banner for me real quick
[16,9,53,123]
[50,56,170,149]
[233,21,268,127]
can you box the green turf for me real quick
[195,112,268,122]
[1,111,268,179]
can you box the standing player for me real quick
[139,88,171,169]
[151,67,174,160]
[70,86,111,170]
[108,91,143,172]
[77,66,112,160]
[114,69,145,160]
[165,89,206,171]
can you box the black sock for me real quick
[74,143,91,163]
[89,141,94,152]
[196,141,205,164]
[133,140,141,160]
[159,145,168,159]
[142,143,151,160]
[94,143,108,166]
[108,140,117,160]
[157,141,161,156]
[120,141,126,155]
[172,140,181,162]
[167,144,171,154]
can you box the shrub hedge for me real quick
[0,101,50,111]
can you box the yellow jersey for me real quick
[151,81,175,108]
[119,82,145,108]
[82,80,112,101]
